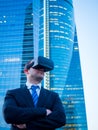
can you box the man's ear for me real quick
[24,69,29,74]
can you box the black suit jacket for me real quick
[3,86,66,130]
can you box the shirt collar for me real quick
[26,81,41,89]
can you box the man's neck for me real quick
[26,81,42,90]
[28,80,40,85]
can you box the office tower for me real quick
[0,0,88,129]
[20,3,34,87]
[0,1,33,129]
[38,0,88,129]
[61,28,88,129]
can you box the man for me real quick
[3,56,66,130]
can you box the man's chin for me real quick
[36,76,43,82]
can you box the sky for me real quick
[73,0,98,130]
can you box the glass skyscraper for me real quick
[0,0,88,130]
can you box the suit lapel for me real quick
[37,87,47,107]
[21,86,34,107]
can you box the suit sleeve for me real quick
[3,90,46,124]
[27,93,66,129]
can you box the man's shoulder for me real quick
[43,88,58,96]
[6,87,24,95]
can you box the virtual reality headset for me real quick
[25,56,54,72]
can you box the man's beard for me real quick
[35,76,43,82]
[32,75,44,82]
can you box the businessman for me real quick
[3,56,66,130]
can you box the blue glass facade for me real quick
[38,0,88,129]
[0,0,33,129]
[62,28,88,129]
[0,0,88,130]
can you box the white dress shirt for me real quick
[26,81,41,96]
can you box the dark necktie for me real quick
[31,85,39,107]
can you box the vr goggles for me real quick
[26,56,54,72]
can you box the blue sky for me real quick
[73,0,98,130]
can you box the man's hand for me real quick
[12,109,52,129]
[46,109,52,116]
[13,124,26,129]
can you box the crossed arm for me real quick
[3,90,66,129]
